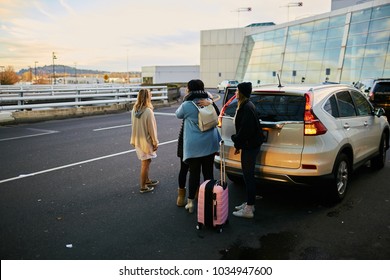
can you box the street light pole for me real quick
[52,52,57,85]
[34,61,38,83]
[127,49,129,84]
[74,62,77,84]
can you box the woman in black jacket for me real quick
[231,82,263,218]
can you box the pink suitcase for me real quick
[197,141,229,232]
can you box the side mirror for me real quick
[374,107,386,117]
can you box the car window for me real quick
[373,82,390,93]
[224,99,238,117]
[223,87,237,104]
[336,91,357,117]
[350,90,372,116]
[324,95,340,118]
[224,94,305,122]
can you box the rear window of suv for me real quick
[224,94,305,122]
[373,82,390,97]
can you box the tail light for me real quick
[304,92,327,136]
[217,95,236,128]
[368,90,374,101]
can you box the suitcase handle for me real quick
[219,140,227,188]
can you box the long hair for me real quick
[237,90,249,109]
[134,88,153,111]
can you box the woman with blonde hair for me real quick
[130,88,159,193]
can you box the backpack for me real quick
[192,101,218,132]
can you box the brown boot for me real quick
[176,188,186,207]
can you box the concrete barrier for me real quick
[0,99,177,125]
[0,85,184,125]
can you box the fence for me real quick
[0,84,169,111]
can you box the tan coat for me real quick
[130,107,159,155]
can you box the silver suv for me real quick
[216,83,390,201]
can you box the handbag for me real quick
[192,101,218,132]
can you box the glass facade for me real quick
[238,3,390,85]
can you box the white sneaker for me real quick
[185,199,194,213]
[139,186,154,193]
[234,202,255,212]
[233,205,254,218]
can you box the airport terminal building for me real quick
[200,0,390,88]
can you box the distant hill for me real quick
[18,65,110,76]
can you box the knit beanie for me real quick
[237,82,252,98]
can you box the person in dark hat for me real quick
[175,80,218,207]
[175,79,221,213]
[231,82,264,218]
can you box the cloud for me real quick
[33,1,55,20]
[59,0,76,16]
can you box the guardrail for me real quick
[0,84,168,111]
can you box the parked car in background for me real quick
[216,83,390,202]
[354,78,389,98]
[368,79,390,117]
[217,80,239,93]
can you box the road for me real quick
[0,92,389,260]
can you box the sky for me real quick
[0,0,331,72]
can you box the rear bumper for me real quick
[214,157,333,186]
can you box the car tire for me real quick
[371,132,387,170]
[330,153,350,202]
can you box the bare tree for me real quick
[0,66,20,85]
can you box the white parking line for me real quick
[93,124,131,131]
[0,128,59,142]
[0,139,178,184]
[154,112,176,116]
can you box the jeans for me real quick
[241,146,260,205]
[186,153,215,199]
